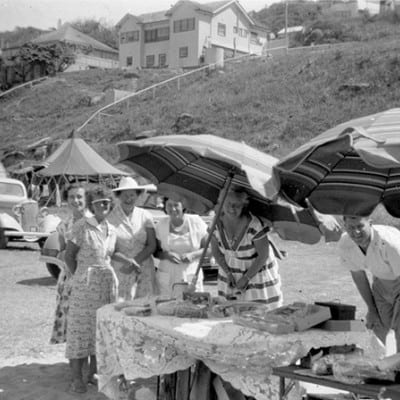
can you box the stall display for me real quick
[96,300,385,400]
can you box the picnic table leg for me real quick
[163,372,177,400]
[175,368,191,400]
[279,377,285,400]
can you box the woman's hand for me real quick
[165,251,182,264]
[181,252,195,263]
[120,259,141,274]
[226,272,237,288]
[236,274,250,290]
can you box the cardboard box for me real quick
[314,302,356,320]
[266,303,332,332]
[294,305,332,331]
[318,319,366,332]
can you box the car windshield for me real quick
[0,182,25,197]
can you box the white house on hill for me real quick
[116,0,268,69]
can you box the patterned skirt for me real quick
[65,265,118,359]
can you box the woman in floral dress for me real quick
[65,186,139,393]
[108,177,158,300]
[50,182,91,344]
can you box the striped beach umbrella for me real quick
[117,134,279,218]
[272,108,400,217]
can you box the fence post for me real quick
[177,77,180,91]
[152,87,156,99]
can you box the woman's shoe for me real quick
[70,380,87,393]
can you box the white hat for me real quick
[113,176,154,192]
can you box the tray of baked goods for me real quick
[113,293,271,319]
[232,302,332,334]
[297,345,400,384]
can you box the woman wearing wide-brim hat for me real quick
[108,176,158,300]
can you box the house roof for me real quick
[116,0,265,31]
[166,0,233,15]
[37,131,127,177]
[137,10,169,23]
[193,0,233,13]
[32,23,118,54]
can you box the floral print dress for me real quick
[50,211,92,344]
[65,217,118,359]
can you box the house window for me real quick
[233,26,238,34]
[126,56,133,66]
[144,27,170,43]
[179,47,188,58]
[159,53,167,67]
[146,55,155,67]
[218,23,226,37]
[173,18,195,33]
[250,32,259,44]
[120,30,139,44]
[238,28,248,38]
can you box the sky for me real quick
[0,0,278,32]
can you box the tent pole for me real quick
[190,170,235,289]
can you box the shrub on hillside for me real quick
[293,15,400,46]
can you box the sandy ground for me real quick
[0,241,395,400]
[0,243,158,400]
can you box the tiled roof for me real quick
[32,23,118,53]
[137,10,169,23]
[194,0,232,13]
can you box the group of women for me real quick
[50,177,284,393]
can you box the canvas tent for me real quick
[35,131,128,204]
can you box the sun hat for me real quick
[113,176,155,192]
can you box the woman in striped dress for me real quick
[211,187,282,307]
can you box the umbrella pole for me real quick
[190,172,235,289]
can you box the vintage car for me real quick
[0,177,61,249]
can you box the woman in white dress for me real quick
[155,193,209,296]
[108,177,158,300]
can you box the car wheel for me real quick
[46,263,60,280]
[0,229,8,249]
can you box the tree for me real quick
[71,18,118,49]
[255,1,323,35]
[18,42,75,73]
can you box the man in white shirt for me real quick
[340,215,400,351]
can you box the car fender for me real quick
[40,231,64,268]
[0,212,23,232]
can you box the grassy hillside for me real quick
[1,34,400,164]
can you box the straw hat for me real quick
[113,176,155,192]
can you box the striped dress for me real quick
[214,214,282,307]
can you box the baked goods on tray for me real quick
[156,299,208,318]
[332,358,396,384]
[208,301,268,318]
[114,299,152,316]
[233,302,331,334]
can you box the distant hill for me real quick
[1,18,400,165]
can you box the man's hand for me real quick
[365,309,383,330]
